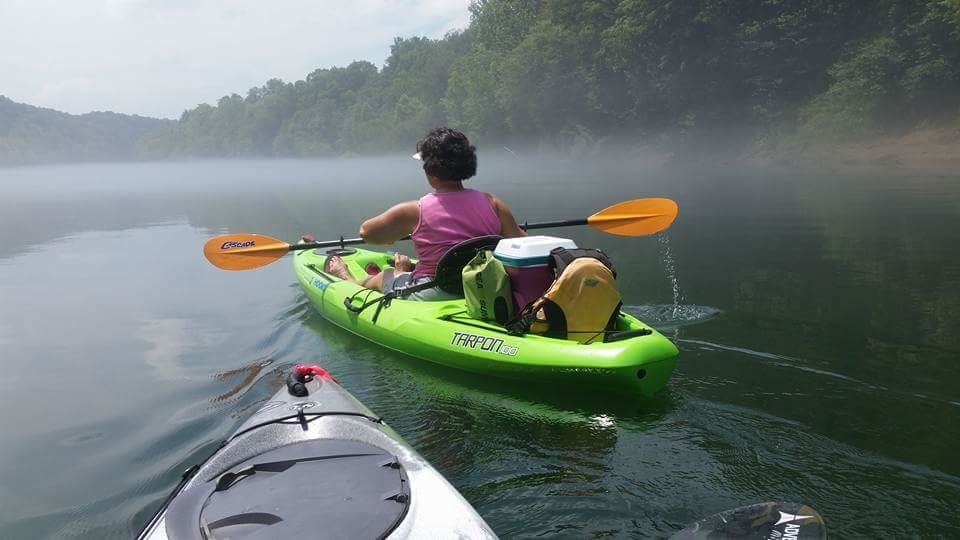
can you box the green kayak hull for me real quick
[294,246,678,396]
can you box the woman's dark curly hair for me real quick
[416,127,477,182]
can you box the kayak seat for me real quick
[431,235,503,295]
[385,234,502,299]
[344,235,502,322]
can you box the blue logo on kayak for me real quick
[451,332,518,356]
[312,278,327,291]
[221,240,255,250]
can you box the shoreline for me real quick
[747,125,960,177]
[4,126,960,177]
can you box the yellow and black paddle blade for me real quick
[203,233,292,270]
[586,198,678,236]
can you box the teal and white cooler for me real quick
[493,236,577,309]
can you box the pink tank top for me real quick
[411,189,501,279]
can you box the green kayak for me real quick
[294,246,678,396]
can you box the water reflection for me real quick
[211,357,274,403]
[140,318,229,380]
[295,307,688,536]
[1,160,959,537]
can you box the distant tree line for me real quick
[0,96,170,165]
[4,0,960,165]
[142,0,960,157]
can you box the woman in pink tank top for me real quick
[324,127,525,300]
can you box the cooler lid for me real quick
[493,236,577,266]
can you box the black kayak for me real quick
[138,365,496,539]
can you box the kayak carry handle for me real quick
[286,372,310,397]
[344,297,365,313]
[286,364,336,396]
[606,328,653,343]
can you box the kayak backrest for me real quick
[434,235,503,294]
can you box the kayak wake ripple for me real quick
[622,304,722,333]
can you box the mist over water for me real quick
[1,156,959,538]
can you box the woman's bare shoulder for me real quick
[484,192,505,208]
[483,192,525,237]
[360,200,420,244]
[393,199,420,214]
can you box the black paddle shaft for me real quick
[288,236,393,252]
[288,218,590,252]
[520,218,588,230]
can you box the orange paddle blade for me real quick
[587,198,678,236]
[203,233,292,270]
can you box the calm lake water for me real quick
[0,157,958,538]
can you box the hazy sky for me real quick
[1,0,471,119]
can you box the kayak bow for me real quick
[138,365,496,539]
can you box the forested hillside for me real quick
[0,96,170,166]
[4,0,959,165]
[142,0,960,158]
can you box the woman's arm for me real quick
[359,200,420,245]
[487,193,526,238]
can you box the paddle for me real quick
[671,502,826,539]
[203,197,678,271]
